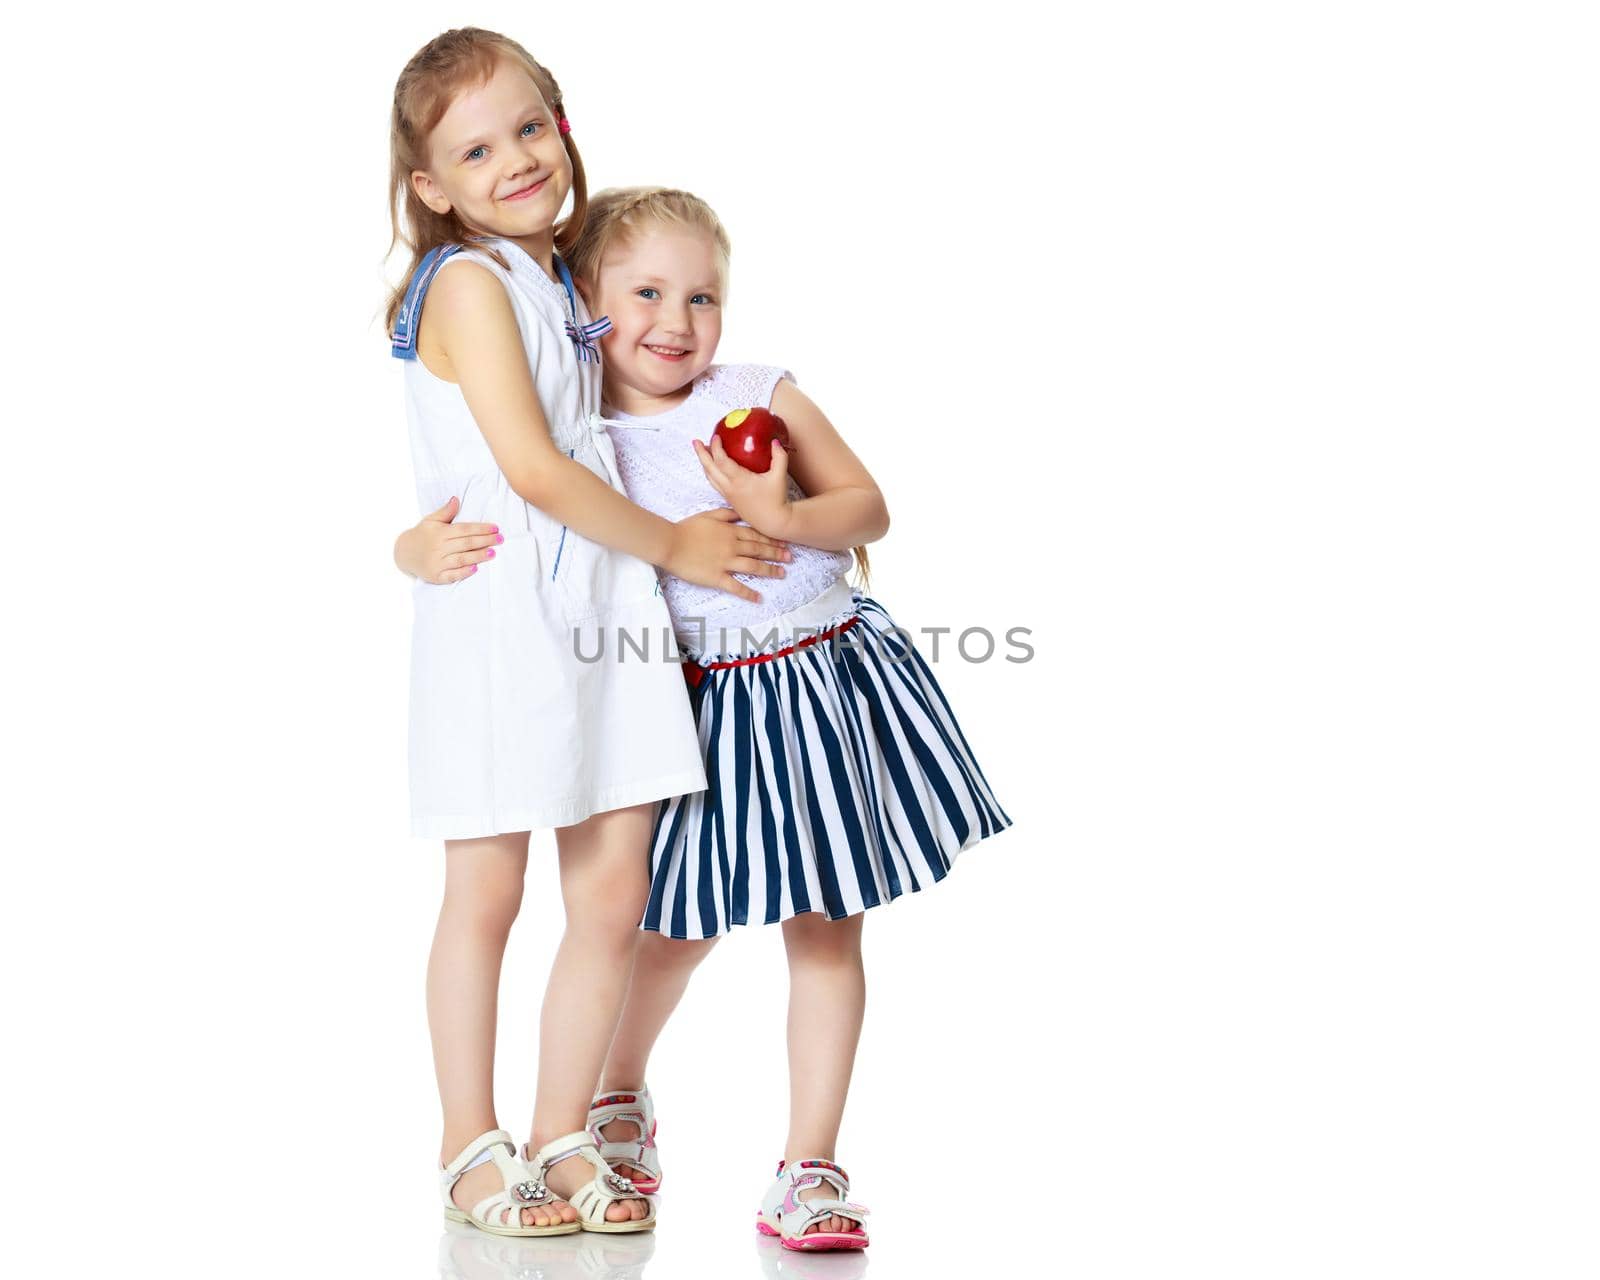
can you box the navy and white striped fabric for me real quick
[642,594,1011,939]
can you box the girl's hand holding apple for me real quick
[693,418,796,540]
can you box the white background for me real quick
[3,2,1596,1277]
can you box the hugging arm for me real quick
[393,262,790,599]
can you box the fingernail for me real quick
[468,565,478,574]
[484,548,496,558]
[495,534,504,544]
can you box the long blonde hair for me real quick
[569,187,871,587]
[383,27,590,334]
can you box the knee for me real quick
[783,913,864,968]
[442,874,524,939]
[638,932,719,971]
[566,888,649,952]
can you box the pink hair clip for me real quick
[558,117,572,135]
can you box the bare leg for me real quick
[429,833,572,1229]
[527,803,656,1222]
[593,929,720,1177]
[782,911,867,1236]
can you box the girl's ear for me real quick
[411,170,452,216]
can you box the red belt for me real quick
[682,616,861,689]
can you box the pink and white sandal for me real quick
[756,1158,870,1252]
[587,1085,662,1194]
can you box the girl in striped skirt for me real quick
[398,187,1010,1251]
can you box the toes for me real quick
[522,1201,570,1228]
[604,1197,648,1221]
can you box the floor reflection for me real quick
[438,1222,655,1280]
[754,1234,869,1280]
[436,1221,872,1279]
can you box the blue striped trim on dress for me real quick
[641,593,1011,939]
[553,255,613,364]
[390,244,462,360]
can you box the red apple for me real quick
[712,407,792,473]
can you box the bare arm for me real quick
[692,378,890,549]
[396,262,790,596]
[429,262,676,562]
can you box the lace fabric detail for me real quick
[683,594,860,664]
[604,364,854,643]
[698,362,797,412]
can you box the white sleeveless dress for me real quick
[399,238,706,838]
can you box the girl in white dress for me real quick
[384,32,792,1238]
[399,187,1010,1251]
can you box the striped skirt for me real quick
[641,581,1011,939]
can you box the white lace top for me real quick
[604,364,854,649]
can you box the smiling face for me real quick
[584,224,726,414]
[410,58,572,260]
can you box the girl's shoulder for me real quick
[427,238,570,307]
[695,362,797,411]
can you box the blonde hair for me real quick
[383,27,590,333]
[566,186,732,294]
[571,186,871,588]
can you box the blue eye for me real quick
[691,294,715,305]
[521,120,540,137]
[466,146,485,161]
[636,287,659,300]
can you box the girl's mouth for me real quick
[504,176,549,202]
[644,344,690,362]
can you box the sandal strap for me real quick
[589,1085,652,1117]
[526,1131,653,1226]
[441,1129,554,1223]
[443,1129,518,1180]
[587,1103,651,1138]
[766,1158,869,1235]
[587,1111,656,1169]
[783,1170,852,1209]
[785,1194,868,1229]
[784,1158,851,1187]
[528,1130,607,1178]
[470,1185,553,1226]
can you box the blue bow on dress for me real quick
[564,316,614,364]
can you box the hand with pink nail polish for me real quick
[394,495,502,584]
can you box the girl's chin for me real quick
[636,360,698,389]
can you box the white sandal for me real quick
[756,1158,870,1252]
[586,1085,662,1193]
[440,1128,579,1237]
[526,1131,656,1234]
